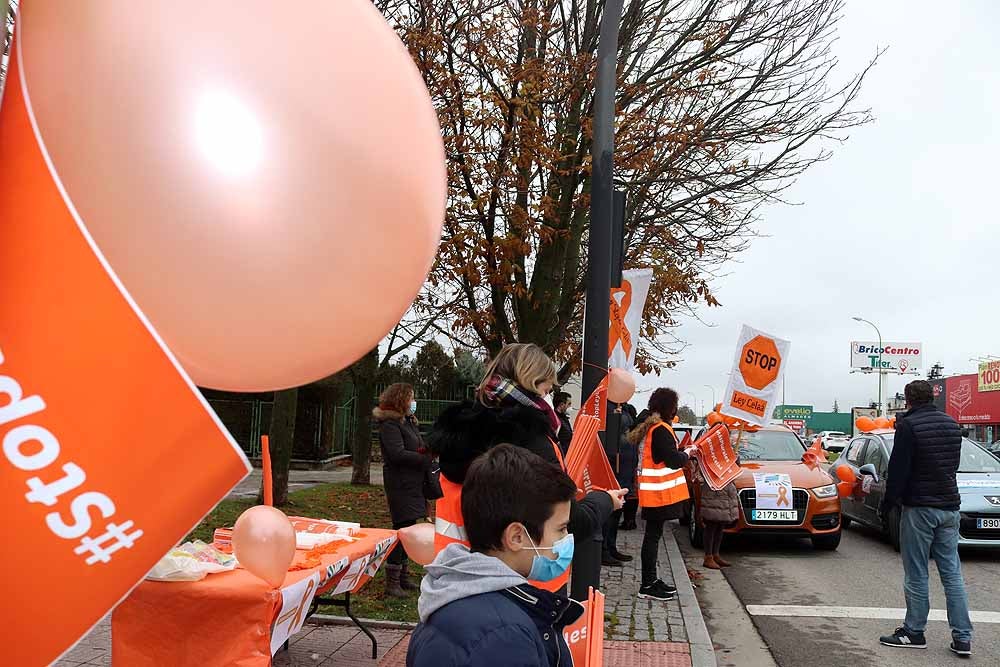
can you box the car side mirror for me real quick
[859,463,879,482]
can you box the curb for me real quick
[307,614,417,631]
[663,528,717,667]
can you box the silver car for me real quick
[832,433,1000,549]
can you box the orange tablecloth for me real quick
[112,527,397,666]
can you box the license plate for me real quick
[751,510,798,521]
[977,518,1000,529]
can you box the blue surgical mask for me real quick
[409,400,417,415]
[523,531,574,582]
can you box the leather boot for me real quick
[385,564,407,598]
[399,561,418,591]
[703,555,722,570]
[714,555,732,567]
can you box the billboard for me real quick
[978,360,1000,393]
[945,374,1000,425]
[850,342,923,373]
[773,405,813,421]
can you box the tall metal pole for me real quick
[704,385,716,410]
[853,317,883,416]
[576,0,624,603]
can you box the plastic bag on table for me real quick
[147,541,237,581]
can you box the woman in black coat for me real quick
[428,344,624,598]
[374,383,429,597]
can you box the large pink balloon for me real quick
[232,505,296,588]
[397,523,436,566]
[17,2,446,391]
[607,368,636,404]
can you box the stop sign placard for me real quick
[740,335,781,390]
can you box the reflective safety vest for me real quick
[433,437,570,592]
[638,422,690,508]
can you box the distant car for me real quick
[672,423,705,444]
[683,424,842,551]
[831,432,1000,550]
[817,431,849,452]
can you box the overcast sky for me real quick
[635,0,999,415]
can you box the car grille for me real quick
[811,513,840,530]
[739,488,809,525]
[960,513,1000,540]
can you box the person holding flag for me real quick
[627,388,691,601]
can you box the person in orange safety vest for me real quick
[626,387,691,602]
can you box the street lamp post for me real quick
[704,385,716,410]
[686,391,699,419]
[853,316,883,416]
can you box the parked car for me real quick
[683,424,842,550]
[832,431,1000,550]
[817,430,849,453]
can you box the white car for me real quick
[818,431,849,452]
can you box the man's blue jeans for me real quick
[900,506,973,642]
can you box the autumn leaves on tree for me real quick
[377,0,875,375]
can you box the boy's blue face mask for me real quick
[522,530,574,582]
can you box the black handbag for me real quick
[423,460,444,500]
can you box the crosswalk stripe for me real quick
[746,605,1000,624]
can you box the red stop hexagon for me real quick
[739,336,781,390]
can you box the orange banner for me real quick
[692,424,741,491]
[566,415,620,498]
[1,36,250,666]
[577,375,609,431]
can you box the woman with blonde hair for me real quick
[428,343,624,597]
[374,382,430,598]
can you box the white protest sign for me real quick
[270,573,321,655]
[753,473,793,510]
[722,325,791,426]
[332,555,370,595]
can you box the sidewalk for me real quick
[227,464,384,499]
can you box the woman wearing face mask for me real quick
[374,383,430,598]
[429,343,625,595]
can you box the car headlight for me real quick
[812,484,838,499]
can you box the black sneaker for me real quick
[653,578,677,595]
[602,553,624,567]
[950,640,972,657]
[638,581,676,601]
[879,627,927,649]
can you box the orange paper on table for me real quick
[0,36,250,666]
[565,415,620,497]
[692,424,741,491]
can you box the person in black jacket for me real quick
[375,383,430,598]
[428,344,624,598]
[554,391,574,455]
[878,380,973,657]
[626,388,690,602]
[618,403,640,530]
[602,402,637,565]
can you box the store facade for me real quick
[931,372,1000,445]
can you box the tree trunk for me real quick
[351,347,379,485]
[268,388,299,507]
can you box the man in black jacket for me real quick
[554,391,574,456]
[878,380,973,657]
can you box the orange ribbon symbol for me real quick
[608,280,633,359]
[777,486,790,507]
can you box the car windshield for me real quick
[737,430,806,461]
[883,436,1000,473]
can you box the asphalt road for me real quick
[677,521,1000,666]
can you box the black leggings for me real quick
[640,517,665,586]
[388,519,418,566]
[703,520,725,556]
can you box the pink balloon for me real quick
[607,368,636,404]
[232,505,296,588]
[397,523,436,566]
[17,2,446,391]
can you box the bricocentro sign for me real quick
[850,341,923,373]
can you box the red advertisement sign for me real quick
[692,424,742,491]
[945,374,1000,424]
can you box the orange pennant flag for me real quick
[262,435,273,506]
[576,375,609,432]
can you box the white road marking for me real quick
[746,605,1000,624]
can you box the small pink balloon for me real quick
[397,523,436,566]
[607,368,636,404]
[232,505,296,588]
[18,1,446,391]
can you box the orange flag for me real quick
[565,415,620,498]
[261,435,273,506]
[576,375,609,431]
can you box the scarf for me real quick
[481,375,560,435]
